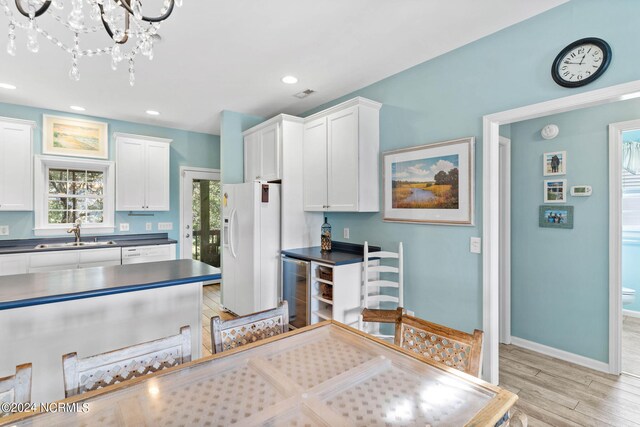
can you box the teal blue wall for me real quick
[295,0,640,359]
[220,110,263,184]
[0,102,220,255]
[511,98,640,362]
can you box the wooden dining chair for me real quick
[0,363,32,413]
[211,301,288,354]
[359,241,403,340]
[62,326,191,397]
[395,313,484,377]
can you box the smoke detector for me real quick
[293,89,316,99]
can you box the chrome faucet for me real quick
[67,218,82,244]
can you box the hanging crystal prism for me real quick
[6,21,16,56]
[26,19,38,53]
[128,57,135,86]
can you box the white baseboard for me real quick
[623,309,640,318]
[509,336,609,373]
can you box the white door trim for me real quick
[483,79,640,384]
[608,118,640,375]
[499,136,511,345]
[179,166,221,261]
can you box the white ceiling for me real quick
[0,0,567,135]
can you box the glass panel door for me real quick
[191,178,221,267]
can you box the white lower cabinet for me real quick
[0,254,29,276]
[29,251,79,273]
[78,248,122,268]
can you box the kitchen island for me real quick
[0,259,220,403]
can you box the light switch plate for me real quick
[470,237,482,254]
[343,228,350,239]
[119,223,130,232]
[0,225,8,236]
[158,222,173,231]
[146,222,152,231]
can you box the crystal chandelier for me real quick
[1,0,182,85]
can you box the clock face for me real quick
[552,38,611,88]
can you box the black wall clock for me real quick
[551,37,611,88]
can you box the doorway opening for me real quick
[612,121,640,377]
[180,167,222,269]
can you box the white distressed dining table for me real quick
[1,321,517,427]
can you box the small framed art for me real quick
[539,205,574,229]
[543,151,566,176]
[544,179,567,203]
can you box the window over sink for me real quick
[48,168,105,225]
[34,156,115,236]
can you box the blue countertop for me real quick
[0,259,221,310]
[0,233,177,255]
[281,241,381,266]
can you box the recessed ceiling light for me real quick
[146,110,160,116]
[0,83,16,90]
[281,75,298,84]
[70,105,85,111]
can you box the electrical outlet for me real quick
[0,225,8,236]
[343,228,350,239]
[145,222,152,231]
[158,222,173,231]
[119,223,130,232]
[470,237,482,254]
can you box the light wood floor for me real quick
[500,343,640,426]
[201,284,234,357]
[623,316,640,378]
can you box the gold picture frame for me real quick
[43,115,109,159]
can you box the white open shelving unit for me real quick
[309,261,361,327]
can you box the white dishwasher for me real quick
[121,244,176,264]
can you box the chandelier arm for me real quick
[118,0,174,23]
[98,3,129,44]
[14,0,52,18]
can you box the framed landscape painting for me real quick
[43,115,108,159]
[383,137,474,225]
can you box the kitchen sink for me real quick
[34,241,117,249]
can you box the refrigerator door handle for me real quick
[229,208,238,259]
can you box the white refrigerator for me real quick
[221,182,281,316]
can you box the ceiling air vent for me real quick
[293,89,316,99]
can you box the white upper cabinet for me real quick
[302,117,328,211]
[303,97,381,212]
[115,133,171,211]
[0,118,34,211]
[260,123,279,181]
[243,122,281,182]
[244,131,261,182]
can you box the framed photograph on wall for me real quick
[543,151,566,176]
[382,137,474,225]
[43,115,109,159]
[544,179,567,203]
[539,205,574,229]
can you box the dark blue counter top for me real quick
[0,233,177,255]
[0,259,221,310]
[281,241,380,266]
